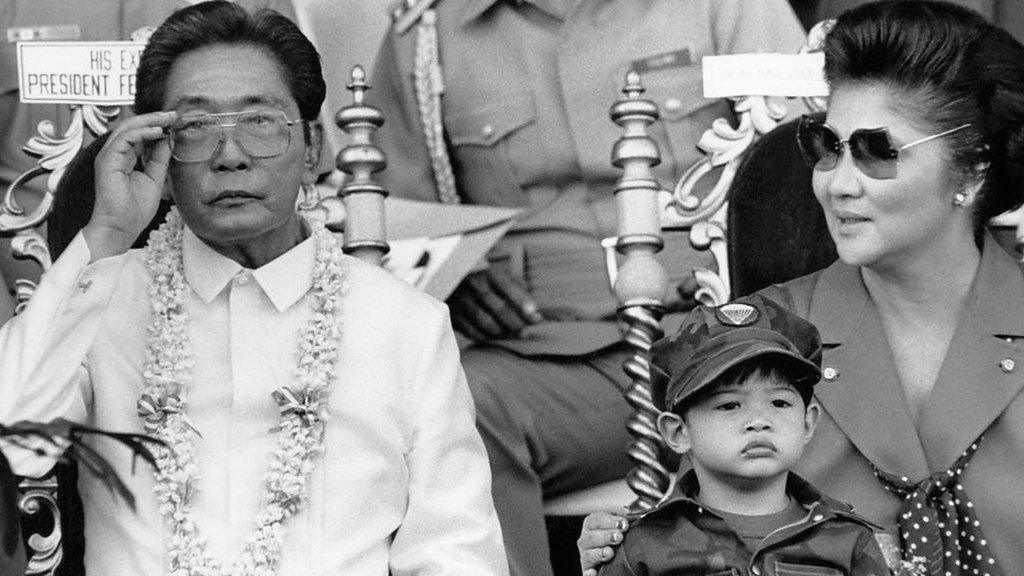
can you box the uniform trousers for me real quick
[462,344,634,576]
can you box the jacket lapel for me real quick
[808,262,931,478]
[916,235,1024,470]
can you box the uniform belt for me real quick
[491,230,713,320]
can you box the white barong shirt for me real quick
[0,227,508,576]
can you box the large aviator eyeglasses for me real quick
[796,113,971,180]
[167,109,302,163]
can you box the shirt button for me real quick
[663,97,684,113]
[1000,358,1015,373]
[823,366,838,380]
[235,272,251,286]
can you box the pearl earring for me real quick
[952,191,967,207]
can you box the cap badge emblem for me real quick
[716,303,759,326]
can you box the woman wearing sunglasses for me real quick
[579,1,1024,574]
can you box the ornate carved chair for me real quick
[1,66,389,576]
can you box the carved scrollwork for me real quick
[659,95,787,307]
[18,477,63,576]
[657,21,836,306]
[8,230,52,312]
[16,106,120,211]
[690,220,730,307]
[663,95,788,229]
[8,223,51,268]
[8,103,118,576]
[5,105,119,225]
[2,104,118,310]
[13,279,36,315]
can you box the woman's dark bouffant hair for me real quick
[133,0,325,123]
[824,0,1024,233]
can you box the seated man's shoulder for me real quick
[341,253,446,312]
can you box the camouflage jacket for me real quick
[600,471,891,576]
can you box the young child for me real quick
[600,294,890,576]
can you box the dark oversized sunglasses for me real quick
[796,114,971,180]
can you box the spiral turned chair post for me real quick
[333,65,390,266]
[609,71,672,511]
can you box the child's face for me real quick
[658,372,819,488]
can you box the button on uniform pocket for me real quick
[638,64,732,179]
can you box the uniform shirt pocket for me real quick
[444,94,536,205]
[447,95,535,147]
[640,64,732,178]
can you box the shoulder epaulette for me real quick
[390,0,442,35]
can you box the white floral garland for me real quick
[137,208,346,576]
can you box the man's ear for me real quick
[803,399,821,444]
[657,411,691,455]
[303,121,324,179]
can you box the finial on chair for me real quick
[621,70,644,100]
[609,71,661,172]
[331,66,389,265]
[609,70,663,267]
[347,65,369,106]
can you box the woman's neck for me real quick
[693,470,790,516]
[860,234,983,419]
[861,232,981,317]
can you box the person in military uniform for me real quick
[369,1,809,574]
[600,294,889,576]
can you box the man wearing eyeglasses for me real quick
[0,3,508,575]
[0,0,303,330]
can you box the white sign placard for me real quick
[17,41,146,104]
[702,53,828,98]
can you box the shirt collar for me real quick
[182,226,317,313]
[971,232,1024,337]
